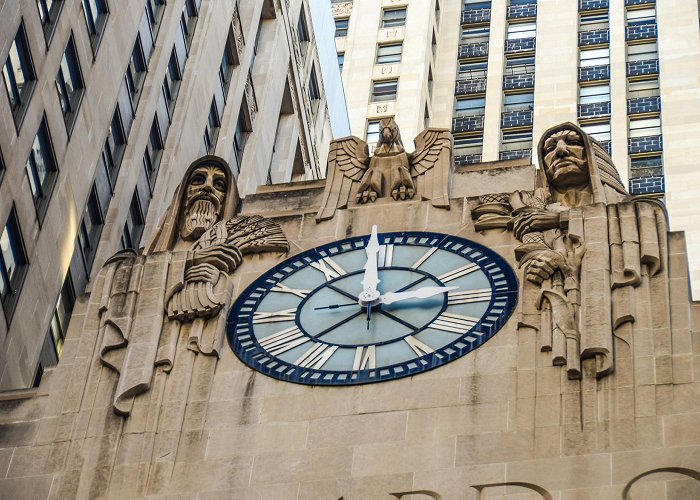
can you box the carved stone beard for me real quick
[181,198,220,241]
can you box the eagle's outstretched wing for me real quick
[409,128,453,208]
[316,136,370,222]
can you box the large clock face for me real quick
[227,230,518,385]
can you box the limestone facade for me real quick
[0,0,339,390]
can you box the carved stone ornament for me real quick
[245,73,258,122]
[331,2,353,17]
[471,122,670,381]
[317,118,454,222]
[97,156,288,416]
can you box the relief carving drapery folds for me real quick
[96,156,288,416]
[316,118,454,222]
[472,123,670,380]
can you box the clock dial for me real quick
[227,231,518,385]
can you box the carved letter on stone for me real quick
[471,122,671,381]
[97,156,289,416]
[316,118,453,222]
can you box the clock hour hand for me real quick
[358,225,381,306]
[379,286,457,305]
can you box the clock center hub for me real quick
[358,288,381,306]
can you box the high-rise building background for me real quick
[332,0,700,297]
[0,0,348,390]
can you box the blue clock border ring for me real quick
[226,231,519,386]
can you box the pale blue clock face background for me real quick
[228,232,518,385]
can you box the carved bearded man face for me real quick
[180,165,228,240]
[542,130,590,189]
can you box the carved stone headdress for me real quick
[536,122,628,205]
[147,156,240,253]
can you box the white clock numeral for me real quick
[429,312,479,334]
[310,257,347,281]
[404,335,434,356]
[379,244,394,267]
[270,283,310,298]
[411,247,438,269]
[294,343,339,369]
[447,288,492,305]
[352,345,376,370]
[438,263,479,283]
[259,326,309,356]
[253,308,297,324]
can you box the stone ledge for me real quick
[0,388,38,401]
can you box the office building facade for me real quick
[332,0,700,295]
[0,0,341,390]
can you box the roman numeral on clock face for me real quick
[438,263,479,283]
[253,308,297,324]
[294,343,339,369]
[270,283,310,298]
[429,312,479,334]
[447,288,492,305]
[379,244,394,267]
[352,345,376,370]
[404,335,434,356]
[310,257,347,281]
[259,326,309,356]
[411,247,438,269]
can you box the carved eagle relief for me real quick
[316,118,453,222]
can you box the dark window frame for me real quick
[121,190,145,250]
[144,118,164,189]
[233,100,253,176]
[308,66,321,114]
[77,184,104,273]
[3,20,37,131]
[102,107,127,187]
[204,98,221,155]
[381,8,407,28]
[145,0,167,41]
[163,49,183,118]
[371,79,399,102]
[0,205,29,324]
[56,33,86,135]
[376,43,403,64]
[125,34,148,110]
[36,0,65,45]
[81,0,110,56]
[335,18,349,37]
[219,25,239,102]
[26,115,59,223]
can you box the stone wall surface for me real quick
[0,161,699,499]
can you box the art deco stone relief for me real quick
[97,157,288,416]
[472,122,669,380]
[317,118,453,221]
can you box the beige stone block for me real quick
[413,463,507,500]
[509,397,536,431]
[611,447,700,484]
[561,425,599,456]
[251,447,353,484]
[635,416,662,449]
[6,442,67,478]
[406,402,508,442]
[352,438,455,476]
[535,366,562,396]
[261,389,359,422]
[664,413,700,447]
[672,354,694,384]
[357,377,460,414]
[634,385,656,417]
[517,369,536,399]
[655,355,674,385]
[560,486,620,500]
[309,411,406,449]
[460,372,517,405]
[198,482,300,500]
[0,448,12,479]
[298,473,413,500]
[507,454,611,490]
[205,398,262,428]
[534,395,561,427]
[164,458,253,494]
[206,421,308,458]
[456,431,534,466]
[473,345,517,375]
[0,475,53,500]
[634,356,656,386]
[0,421,38,448]
[107,463,148,498]
[534,426,560,458]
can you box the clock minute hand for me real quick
[359,225,381,305]
[379,286,457,305]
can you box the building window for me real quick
[366,119,381,145]
[102,108,126,186]
[56,34,85,133]
[48,274,75,360]
[298,8,310,46]
[381,8,406,28]
[82,0,109,52]
[424,106,430,128]
[233,102,252,175]
[77,185,104,272]
[144,119,164,186]
[580,11,608,32]
[335,18,349,37]
[461,26,490,44]
[506,22,536,40]
[581,121,611,141]
[627,42,658,62]
[503,92,533,111]
[125,35,147,107]
[219,25,239,101]
[454,134,483,155]
[204,98,221,154]
[455,96,486,116]
[630,155,663,177]
[145,0,166,39]
[435,0,441,25]
[628,78,659,98]
[309,66,321,113]
[26,116,58,220]
[464,0,492,8]
[579,84,610,104]
[501,129,532,150]
[121,190,145,250]
[459,60,488,78]
[337,52,344,72]
[371,79,398,102]
[180,0,199,52]
[0,149,5,185]
[579,47,610,67]
[37,0,64,42]
[626,7,656,25]
[629,117,661,138]
[163,49,183,116]
[0,207,28,322]
[376,43,402,64]
[3,20,36,128]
